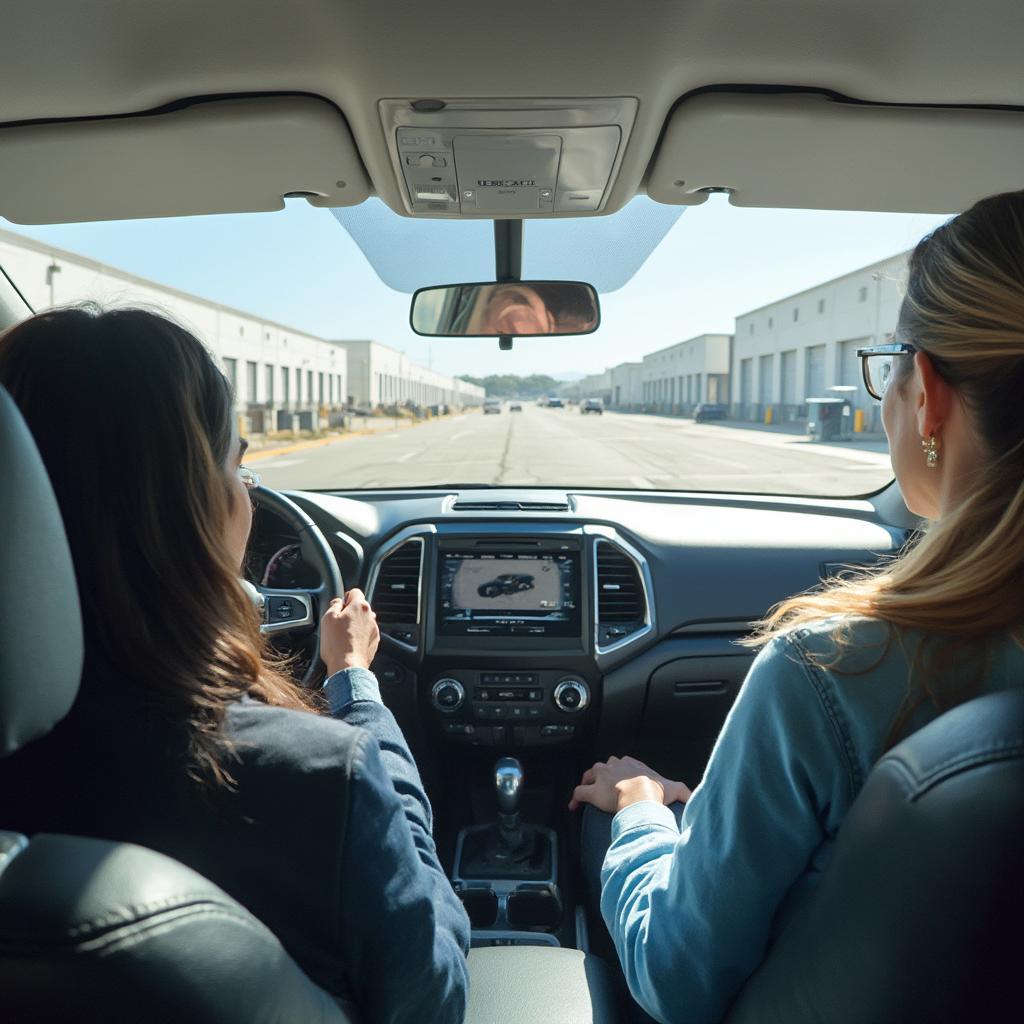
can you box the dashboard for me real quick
[261,486,910,775]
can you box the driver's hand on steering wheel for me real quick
[321,589,380,675]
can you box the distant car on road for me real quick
[477,573,535,598]
[509,401,523,412]
[483,398,502,415]
[580,397,604,415]
[546,397,564,409]
[694,402,728,423]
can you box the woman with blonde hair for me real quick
[572,190,1024,1024]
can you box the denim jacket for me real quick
[600,618,1024,1024]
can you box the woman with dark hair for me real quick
[0,305,469,1023]
[572,190,1024,1024]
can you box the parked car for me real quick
[580,398,604,415]
[546,397,564,408]
[694,402,728,423]
[477,573,535,598]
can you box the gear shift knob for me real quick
[494,757,524,816]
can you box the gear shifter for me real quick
[494,757,524,850]
[454,754,553,881]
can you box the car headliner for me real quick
[0,0,1021,227]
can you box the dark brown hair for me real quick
[0,304,321,785]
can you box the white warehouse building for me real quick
[731,251,908,430]
[640,333,731,413]
[608,361,643,409]
[0,227,346,433]
[332,339,484,411]
[0,227,482,429]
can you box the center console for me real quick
[453,756,563,948]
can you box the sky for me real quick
[0,197,951,380]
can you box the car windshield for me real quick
[0,196,950,495]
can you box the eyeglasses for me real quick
[856,342,917,401]
[238,465,261,490]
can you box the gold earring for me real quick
[921,434,939,469]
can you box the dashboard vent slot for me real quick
[596,541,645,630]
[371,540,423,624]
[452,499,571,512]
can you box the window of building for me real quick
[793,307,799,322]
[748,323,754,335]
[768,316,774,328]
[265,364,275,403]
[858,286,868,302]
[223,358,237,395]
[817,298,825,314]
[239,325,244,336]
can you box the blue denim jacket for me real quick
[322,667,471,1024]
[600,619,1024,1024]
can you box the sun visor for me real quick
[0,96,371,224]
[647,92,1024,213]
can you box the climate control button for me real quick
[431,678,466,713]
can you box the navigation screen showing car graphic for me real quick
[477,573,535,598]
[451,557,563,612]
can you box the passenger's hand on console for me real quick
[321,588,380,674]
[569,755,691,815]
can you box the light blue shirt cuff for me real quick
[611,800,680,842]
[323,667,382,715]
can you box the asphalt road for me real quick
[253,405,893,496]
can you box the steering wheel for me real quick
[244,485,345,688]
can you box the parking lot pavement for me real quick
[256,405,893,496]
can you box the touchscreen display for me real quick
[438,552,580,636]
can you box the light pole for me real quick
[45,262,61,308]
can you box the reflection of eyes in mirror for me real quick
[411,281,600,337]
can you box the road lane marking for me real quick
[396,449,422,463]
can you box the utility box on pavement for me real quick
[806,397,852,441]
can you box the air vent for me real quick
[371,540,423,624]
[596,540,646,646]
[452,499,571,512]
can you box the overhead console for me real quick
[378,97,638,217]
[646,91,1024,213]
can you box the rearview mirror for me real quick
[410,281,600,337]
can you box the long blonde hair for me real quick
[751,190,1024,732]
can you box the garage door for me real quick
[758,354,774,406]
[780,350,797,405]
[805,344,826,398]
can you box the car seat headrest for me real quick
[0,385,82,754]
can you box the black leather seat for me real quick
[0,384,352,1023]
[725,685,1024,1024]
